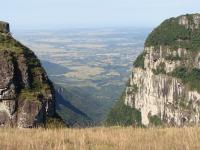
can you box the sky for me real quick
[1,0,200,29]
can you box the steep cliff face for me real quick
[0,21,56,128]
[125,14,200,126]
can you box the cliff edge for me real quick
[107,14,200,127]
[0,21,57,128]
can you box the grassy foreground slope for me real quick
[1,127,200,150]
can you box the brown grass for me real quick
[0,126,200,150]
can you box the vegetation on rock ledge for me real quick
[133,52,145,69]
[145,14,200,52]
[171,67,200,92]
[152,62,166,75]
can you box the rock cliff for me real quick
[0,21,56,128]
[124,14,200,127]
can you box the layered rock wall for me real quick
[125,14,200,126]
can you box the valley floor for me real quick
[0,126,199,150]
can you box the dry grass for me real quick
[0,126,200,150]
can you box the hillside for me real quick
[55,85,93,127]
[107,14,200,127]
[53,85,119,124]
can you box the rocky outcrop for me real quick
[124,14,200,127]
[0,21,9,33]
[0,21,56,128]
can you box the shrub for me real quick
[106,91,141,126]
[134,52,145,69]
[149,115,162,126]
[45,115,67,129]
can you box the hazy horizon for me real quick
[1,0,200,30]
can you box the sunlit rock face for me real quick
[125,14,200,126]
[0,21,55,128]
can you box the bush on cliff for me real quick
[106,91,141,126]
